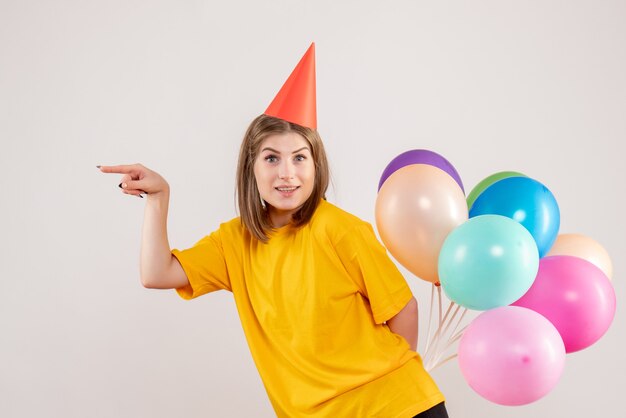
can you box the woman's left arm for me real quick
[386,297,418,351]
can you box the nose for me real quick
[278,160,295,180]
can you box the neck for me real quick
[269,208,294,228]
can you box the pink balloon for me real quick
[458,306,566,406]
[512,255,616,353]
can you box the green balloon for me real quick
[466,171,527,210]
[438,215,539,311]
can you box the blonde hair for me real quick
[236,114,329,242]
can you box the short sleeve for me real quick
[335,223,413,324]
[171,228,232,299]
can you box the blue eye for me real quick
[294,154,307,162]
[265,155,278,163]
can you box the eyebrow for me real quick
[260,147,311,154]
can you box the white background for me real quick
[1,1,624,417]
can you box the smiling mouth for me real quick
[275,186,299,192]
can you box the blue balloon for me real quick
[469,176,560,257]
[439,215,540,310]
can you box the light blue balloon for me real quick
[469,176,560,257]
[439,215,540,310]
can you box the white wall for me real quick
[1,1,624,416]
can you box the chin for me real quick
[270,203,302,212]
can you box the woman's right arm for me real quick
[99,163,189,289]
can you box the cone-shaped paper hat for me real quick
[264,43,317,130]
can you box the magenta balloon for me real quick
[378,149,464,193]
[458,306,566,406]
[512,255,616,353]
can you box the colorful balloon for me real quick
[438,215,539,310]
[375,164,468,283]
[377,149,464,193]
[469,176,560,257]
[547,233,613,279]
[466,171,526,210]
[512,255,616,353]
[458,306,566,406]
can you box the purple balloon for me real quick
[378,149,464,193]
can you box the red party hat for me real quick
[264,43,317,130]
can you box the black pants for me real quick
[413,402,449,418]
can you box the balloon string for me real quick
[441,331,464,353]
[430,353,458,372]
[429,311,469,370]
[424,300,455,369]
[428,289,442,369]
[428,301,455,369]
[437,285,443,334]
[426,303,471,371]
[423,283,436,356]
[427,288,447,361]
[449,307,468,340]
[440,303,461,343]
[431,340,456,370]
[422,290,468,372]
[433,327,466,366]
[449,323,469,345]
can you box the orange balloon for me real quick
[547,233,613,279]
[375,164,468,283]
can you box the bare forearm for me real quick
[98,163,177,287]
[140,190,173,286]
[387,297,418,351]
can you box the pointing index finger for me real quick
[98,164,137,174]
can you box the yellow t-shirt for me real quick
[171,200,444,417]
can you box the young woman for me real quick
[99,45,448,418]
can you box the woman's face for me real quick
[253,131,315,227]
